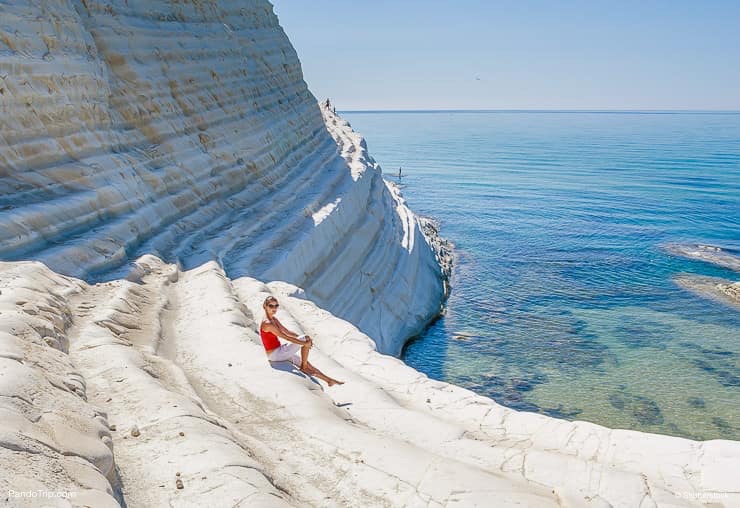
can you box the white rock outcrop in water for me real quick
[674,274,740,309]
[663,244,740,273]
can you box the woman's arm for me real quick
[272,318,297,338]
[264,320,311,346]
[273,318,300,339]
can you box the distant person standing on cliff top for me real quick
[325,98,331,109]
[260,296,344,387]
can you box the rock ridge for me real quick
[0,0,444,356]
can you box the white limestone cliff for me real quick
[0,0,444,356]
[1,1,738,507]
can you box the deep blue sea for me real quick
[343,111,740,441]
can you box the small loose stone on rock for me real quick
[109,424,117,431]
[179,431,185,436]
[176,479,184,490]
[130,425,140,437]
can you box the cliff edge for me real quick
[0,0,444,356]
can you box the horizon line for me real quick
[339,108,740,114]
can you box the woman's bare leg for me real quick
[299,344,310,371]
[304,361,344,386]
[296,338,343,386]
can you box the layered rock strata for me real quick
[2,2,739,507]
[0,0,444,356]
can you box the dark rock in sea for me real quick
[717,370,740,388]
[503,390,523,403]
[608,393,626,410]
[665,422,696,440]
[609,391,664,425]
[691,358,740,387]
[604,350,620,367]
[687,397,706,409]
[508,400,541,414]
[711,417,733,434]
[614,317,673,350]
[632,396,664,426]
[542,404,583,419]
[692,358,716,373]
[529,372,549,385]
[511,378,533,392]
[479,372,554,413]
[481,373,504,383]
[483,389,505,400]
[701,346,734,357]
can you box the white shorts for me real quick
[267,336,307,365]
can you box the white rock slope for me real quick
[2,2,739,507]
[1,258,738,507]
[0,0,444,356]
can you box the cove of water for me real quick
[343,111,740,441]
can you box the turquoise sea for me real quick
[343,111,740,441]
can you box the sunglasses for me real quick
[267,303,279,309]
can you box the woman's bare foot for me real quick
[327,379,344,387]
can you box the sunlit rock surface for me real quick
[1,2,738,507]
[1,259,738,507]
[0,0,444,356]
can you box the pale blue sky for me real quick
[272,1,740,110]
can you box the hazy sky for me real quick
[272,0,740,110]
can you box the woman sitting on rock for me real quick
[260,296,343,387]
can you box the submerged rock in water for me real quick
[674,274,740,309]
[687,396,706,409]
[608,391,664,426]
[542,404,583,419]
[712,417,735,434]
[663,243,740,272]
[718,281,740,301]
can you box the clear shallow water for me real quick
[343,111,740,441]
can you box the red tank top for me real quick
[260,326,281,351]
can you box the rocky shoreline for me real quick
[418,215,454,296]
